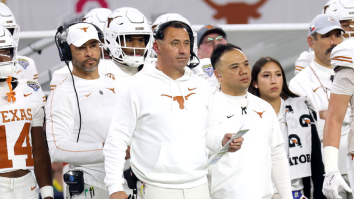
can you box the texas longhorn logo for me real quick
[161,93,196,109]
[107,16,122,28]
[78,27,89,32]
[204,0,268,24]
[327,16,334,22]
[253,110,265,118]
[106,88,115,94]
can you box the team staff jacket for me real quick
[207,91,290,199]
[104,65,225,195]
[289,60,350,174]
[0,79,45,173]
[45,74,119,190]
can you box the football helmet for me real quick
[0,26,17,79]
[325,0,354,38]
[104,7,153,67]
[82,8,112,32]
[0,3,19,43]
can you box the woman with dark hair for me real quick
[249,57,325,199]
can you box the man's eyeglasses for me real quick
[202,36,225,46]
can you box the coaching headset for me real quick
[54,22,104,142]
[153,20,200,68]
[55,22,104,63]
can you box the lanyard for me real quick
[309,66,330,102]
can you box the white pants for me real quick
[0,172,38,199]
[66,184,109,199]
[134,181,210,199]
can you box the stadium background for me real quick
[6,0,329,94]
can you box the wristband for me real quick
[40,186,54,198]
[323,146,339,173]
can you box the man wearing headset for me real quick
[103,20,244,199]
[49,8,112,93]
[45,23,119,199]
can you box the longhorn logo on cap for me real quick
[78,27,89,32]
[327,16,334,22]
[205,25,215,29]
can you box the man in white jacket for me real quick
[208,43,292,199]
[104,21,243,199]
[46,23,119,199]
[289,13,353,199]
[49,8,113,92]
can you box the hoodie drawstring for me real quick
[177,81,187,110]
[6,76,16,102]
[170,79,173,110]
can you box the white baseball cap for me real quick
[308,14,344,36]
[331,39,354,71]
[66,23,100,47]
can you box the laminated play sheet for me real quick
[208,129,249,165]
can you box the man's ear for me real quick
[153,41,160,55]
[307,36,315,49]
[214,69,222,81]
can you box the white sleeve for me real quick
[331,68,354,96]
[289,78,306,97]
[272,144,292,199]
[205,88,225,153]
[32,107,44,127]
[32,89,45,127]
[270,107,284,148]
[295,51,312,75]
[45,89,104,165]
[104,87,135,195]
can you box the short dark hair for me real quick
[311,32,318,40]
[248,56,299,100]
[157,21,191,41]
[210,43,243,70]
